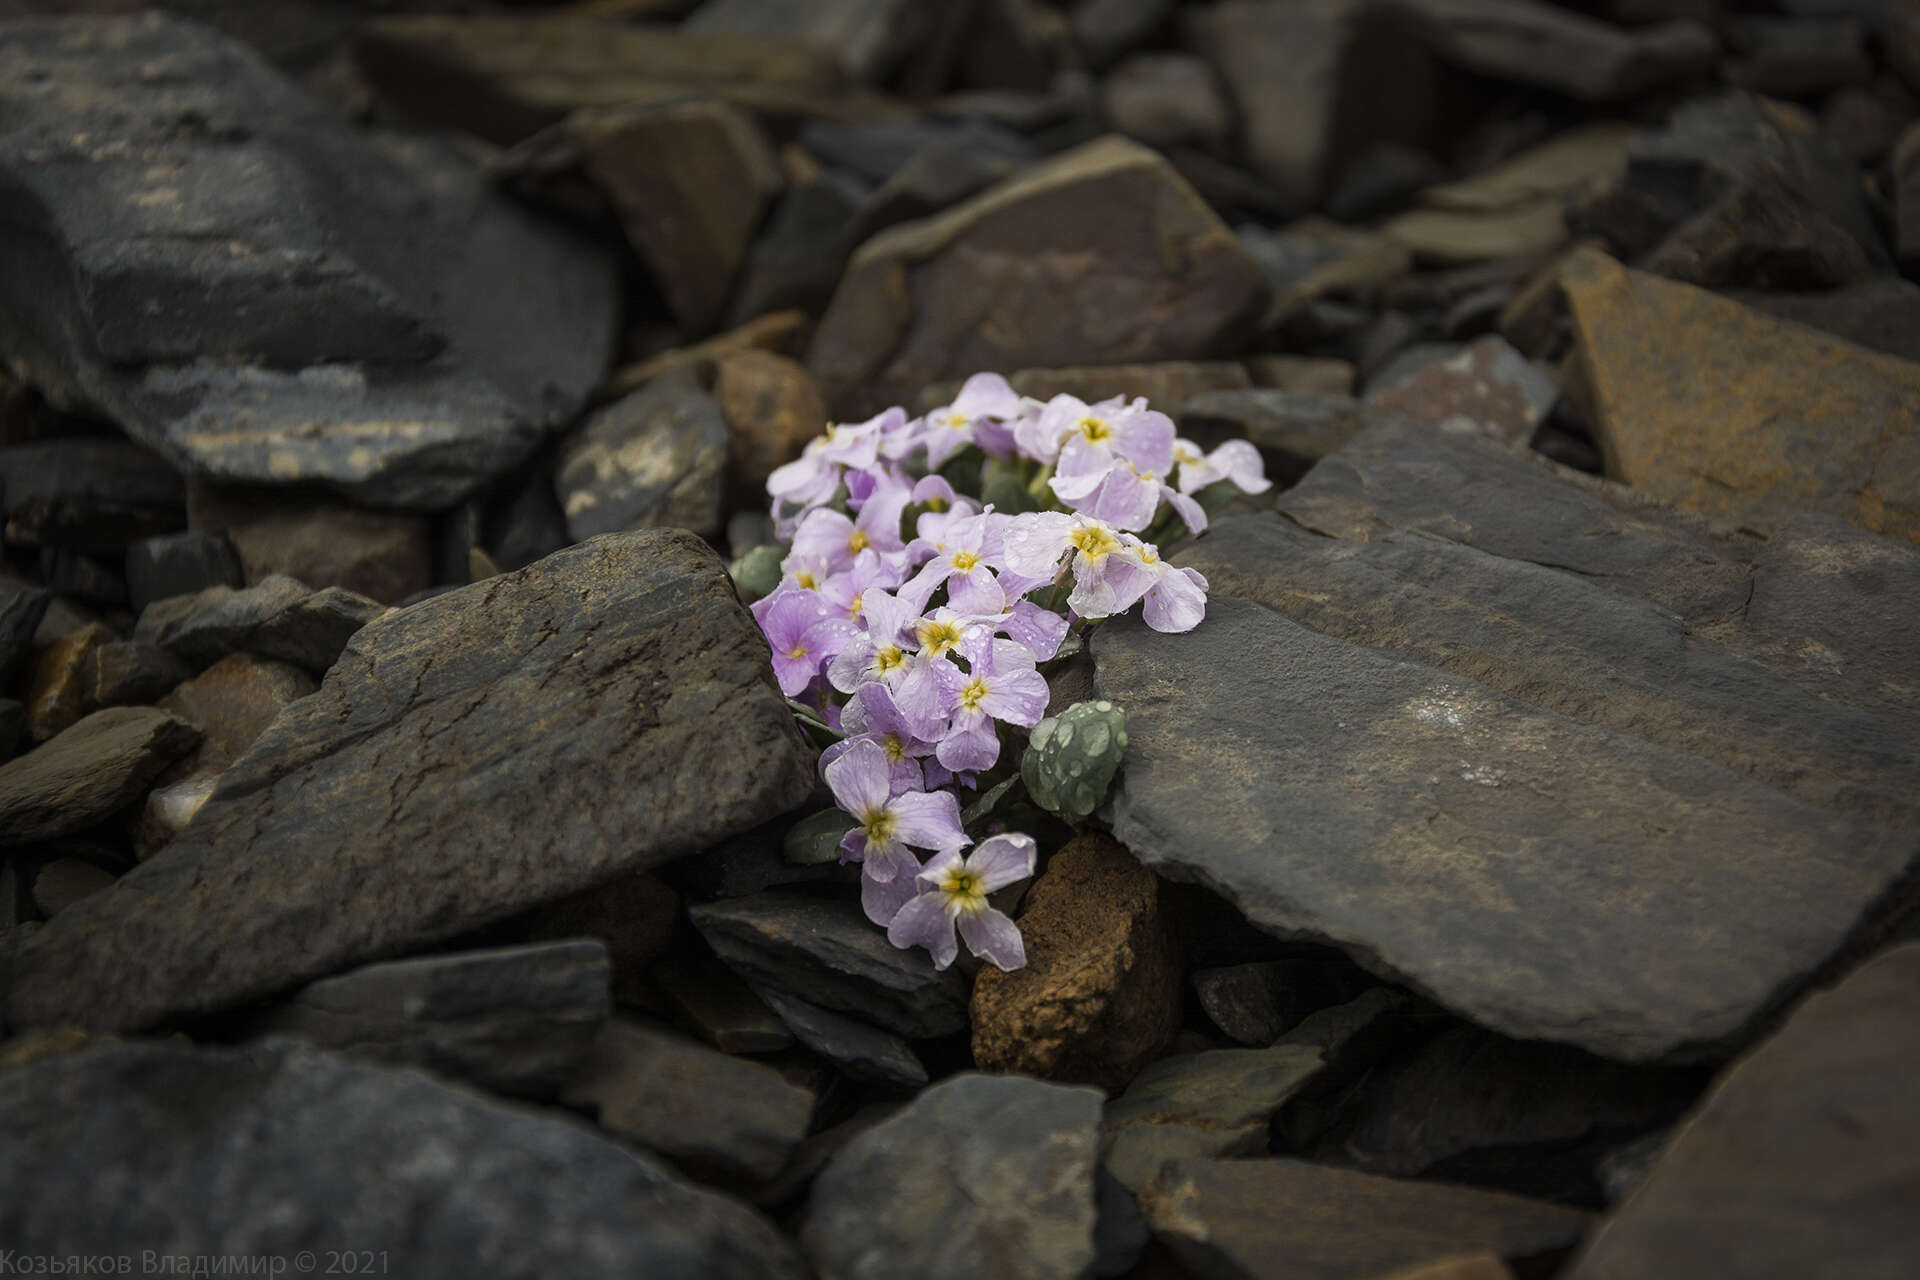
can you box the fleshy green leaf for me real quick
[783,807,857,865]
[730,544,785,602]
[1020,699,1127,825]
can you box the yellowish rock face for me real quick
[1562,248,1920,540]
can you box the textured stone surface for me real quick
[7,532,814,1031]
[560,1019,816,1182]
[971,834,1181,1092]
[686,0,934,85]
[0,576,49,687]
[1366,336,1557,445]
[1138,1158,1594,1280]
[0,1039,805,1279]
[134,574,385,676]
[1177,388,1378,484]
[1094,579,1915,1059]
[0,707,199,847]
[0,15,617,508]
[1408,0,1717,101]
[0,438,185,555]
[124,530,243,614]
[527,871,679,1008]
[556,375,731,542]
[22,620,116,742]
[809,135,1268,417]
[157,652,317,773]
[716,350,829,502]
[754,984,927,1089]
[803,1073,1103,1280]
[189,488,434,606]
[1562,249,1919,539]
[691,892,969,1039]
[1565,943,1920,1280]
[247,940,611,1099]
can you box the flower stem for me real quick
[786,700,844,745]
[1025,463,1055,500]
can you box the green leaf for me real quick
[938,445,984,499]
[980,456,1039,514]
[961,774,1023,828]
[783,808,856,865]
[1020,699,1127,825]
[730,544,786,602]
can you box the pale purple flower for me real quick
[823,681,938,795]
[1173,438,1271,496]
[899,508,1007,616]
[1001,512,1156,620]
[759,589,861,696]
[1135,545,1209,633]
[934,634,1050,773]
[826,588,917,695]
[1051,402,1174,497]
[1002,600,1069,661]
[825,739,968,888]
[1017,393,1140,465]
[767,410,896,535]
[886,834,1037,970]
[921,372,1023,469]
[789,477,912,576]
[816,549,901,623]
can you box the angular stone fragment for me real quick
[30,858,116,918]
[1103,53,1232,153]
[527,871,679,1008]
[971,834,1181,1092]
[247,940,610,1099]
[0,707,199,847]
[354,15,892,146]
[1366,335,1557,446]
[809,136,1268,417]
[561,1019,816,1182]
[1177,389,1377,484]
[1564,942,1920,1279]
[652,950,792,1054]
[22,620,115,742]
[753,985,926,1089]
[686,0,936,84]
[1138,1158,1594,1280]
[556,375,730,542]
[716,350,829,501]
[0,1040,805,1280]
[0,15,617,508]
[803,1074,1104,1280]
[0,438,185,555]
[134,575,385,676]
[1408,0,1717,101]
[1562,249,1920,538]
[157,653,317,773]
[690,893,969,1039]
[188,488,434,606]
[0,576,49,686]
[125,531,242,614]
[1191,957,1373,1046]
[1101,1042,1326,1192]
[6,532,814,1031]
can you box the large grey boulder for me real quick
[0,14,618,508]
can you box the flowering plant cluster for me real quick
[749,373,1269,971]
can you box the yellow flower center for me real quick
[794,570,819,590]
[787,644,808,660]
[848,592,864,619]
[875,645,906,675]
[848,530,871,553]
[1174,445,1200,465]
[1077,416,1112,443]
[862,808,897,845]
[1140,545,1160,565]
[949,549,981,572]
[959,677,988,711]
[915,618,963,657]
[1069,524,1120,562]
[944,412,968,430]
[881,732,905,762]
[938,867,987,914]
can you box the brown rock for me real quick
[1366,335,1558,446]
[600,310,810,403]
[0,1027,112,1071]
[189,487,434,606]
[971,834,1181,1093]
[0,707,200,847]
[652,949,793,1054]
[30,858,116,918]
[715,350,828,499]
[1102,52,1233,154]
[1368,1257,1514,1280]
[1138,1158,1595,1280]
[1563,942,1920,1279]
[562,102,783,334]
[560,1018,816,1182]
[1895,121,1920,272]
[809,135,1269,417]
[556,374,730,541]
[528,871,680,1008]
[134,774,217,862]
[1246,355,1356,396]
[157,652,317,772]
[1563,248,1920,539]
[23,621,115,742]
[1382,201,1568,263]
[1423,125,1636,213]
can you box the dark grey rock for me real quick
[85,638,191,712]
[753,984,927,1089]
[33,546,124,608]
[0,14,617,508]
[803,1073,1104,1280]
[1594,1128,1668,1207]
[1896,122,1920,273]
[0,707,199,847]
[728,173,863,327]
[1726,278,1920,366]
[685,0,936,84]
[1138,1157,1594,1280]
[849,136,1027,243]
[29,857,117,918]
[652,950,793,1054]
[1098,424,1920,1062]
[134,574,385,676]
[690,893,970,1039]
[800,119,1033,188]
[1072,0,1176,67]
[6,531,815,1032]
[130,527,244,614]
[0,699,23,762]
[246,940,612,1099]
[556,375,731,542]
[1177,388,1377,485]
[0,1039,805,1280]
[0,438,184,555]
[1102,53,1232,154]
[1565,942,1920,1279]
[1726,16,1872,99]
[1409,0,1718,101]
[1192,957,1373,1046]
[560,1018,817,1183]
[1310,1025,1703,1203]
[0,576,49,686]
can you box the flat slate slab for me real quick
[1565,942,1920,1280]
[1098,425,1920,1062]
[0,13,617,507]
[6,531,814,1032]
[0,1039,803,1280]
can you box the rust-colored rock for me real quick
[189,487,434,606]
[157,652,317,774]
[971,833,1181,1093]
[809,135,1269,417]
[715,349,828,499]
[1563,248,1920,539]
[23,621,115,743]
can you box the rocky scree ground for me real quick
[0,1,1918,1278]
